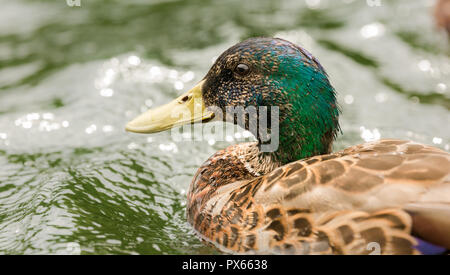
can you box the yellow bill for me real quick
[125,80,214,134]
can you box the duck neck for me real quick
[252,98,339,171]
[267,113,336,164]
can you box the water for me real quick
[0,0,448,254]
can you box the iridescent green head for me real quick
[202,37,340,163]
[126,37,340,164]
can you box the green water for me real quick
[0,0,449,254]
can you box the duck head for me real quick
[126,37,340,164]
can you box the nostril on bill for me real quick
[180,95,191,103]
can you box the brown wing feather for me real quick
[263,208,419,254]
[405,202,450,249]
[202,201,419,254]
[252,139,450,249]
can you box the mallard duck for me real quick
[125,37,450,255]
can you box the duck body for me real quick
[187,139,450,254]
[126,37,450,254]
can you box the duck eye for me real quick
[234,63,250,76]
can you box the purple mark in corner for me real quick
[415,237,447,255]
